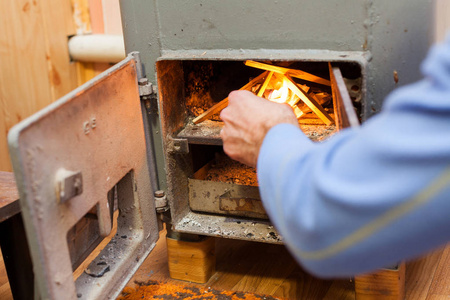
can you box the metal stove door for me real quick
[8,54,159,300]
[329,63,361,130]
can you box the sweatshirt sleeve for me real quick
[256,37,450,278]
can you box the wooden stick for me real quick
[292,105,305,119]
[298,84,310,93]
[245,60,331,86]
[257,71,274,97]
[297,92,330,113]
[283,74,334,125]
[192,71,269,124]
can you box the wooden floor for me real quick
[125,230,450,300]
[0,229,449,299]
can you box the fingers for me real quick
[222,90,259,122]
[220,124,249,165]
[219,107,229,122]
[220,89,297,168]
[220,126,237,161]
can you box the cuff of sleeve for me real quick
[257,123,313,172]
[257,124,314,212]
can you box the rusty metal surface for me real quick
[8,55,159,300]
[330,64,361,130]
[177,120,223,146]
[219,195,266,217]
[173,211,282,244]
[189,179,267,220]
[0,171,20,222]
[169,138,190,154]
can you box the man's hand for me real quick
[220,90,299,167]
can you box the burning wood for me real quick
[244,60,331,86]
[192,61,335,125]
[282,74,334,125]
[292,105,305,119]
[297,92,331,114]
[192,71,269,124]
[257,71,274,97]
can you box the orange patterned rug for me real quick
[118,280,282,300]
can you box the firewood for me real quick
[283,74,334,125]
[251,84,261,93]
[245,60,331,86]
[292,105,305,119]
[257,71,274,97]
[192,71,269,124]
[299,84,310,93]
[297,92,331,113]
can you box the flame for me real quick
[267,77,290,104]
[256,76,304,119]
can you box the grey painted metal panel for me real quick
[121,0,432,90]
[364,0,434,117]
[155,0,368,51]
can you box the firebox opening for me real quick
[156,58,362,219]
[183,60,361,128]
[177,60,361,185]
[158,58,362,186]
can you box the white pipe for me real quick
[68,34,126,63]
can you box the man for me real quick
[219,38,450,278]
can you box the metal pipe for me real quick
[68,34,126,63]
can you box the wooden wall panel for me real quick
[40,0,78,100]
[71,0,92,34]
[88,0,104,34]
[0,0,78,171]
[0,0,53,172]
[102,0,123,35]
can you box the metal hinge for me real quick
[154,190,169,213]
[138,78,156,98]
[131,52,156,99]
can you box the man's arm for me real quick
[222,38,450,278]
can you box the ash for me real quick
[206,153,258,186]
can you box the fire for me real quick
[252,76,295,104]
[267,77,290,103]
[192,60,334,126]
[251,75,305,119]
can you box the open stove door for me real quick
[8,54,159,300]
